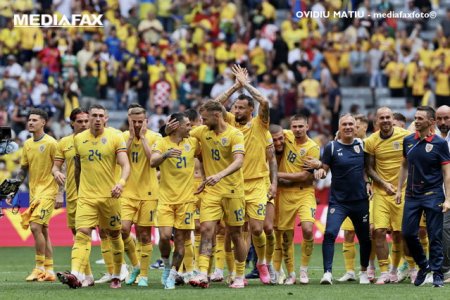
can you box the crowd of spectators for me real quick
[0,0,449,185]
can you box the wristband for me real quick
[365,181,371,185]
[118,178,126,186]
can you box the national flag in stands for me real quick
[291,0,307,21]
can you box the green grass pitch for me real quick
[0,245,447,299]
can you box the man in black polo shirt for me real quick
[396,106,450,288]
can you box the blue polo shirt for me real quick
[403,132,450,199]
[322,139,367,203]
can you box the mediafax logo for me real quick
[13,14,104,28]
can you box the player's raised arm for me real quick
[232,64,270,124]
[266,144,277,198]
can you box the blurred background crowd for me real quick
[0,0,449,196]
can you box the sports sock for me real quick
[273,230,283,272]
[378,259,389,273]
[35,254,45,271]
[405,255,416,269]
[44,258,54,275]
[391,241,403,270]
[208,245,216,274]
[136,241,142,263]
[184,239,194,273]
[140,243,152,277]
[194,234,201,270]
[84,259,92,276]
[265,231,275,264]
[71,232,91,274]
[252,232,266,264]
[110,235,124,277]
[198,254,210,275]
[282,230,295,274]
[225,251,235,273]
[420,235,429,256]
[235,260,245,278]
[215,235,225,270]
[100,237,114,274]
[123,235,139,268]
[343,241,355,272]
[301,238,314,268]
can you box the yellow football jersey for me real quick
[190,125,245,198]
[279,130,320,193]
[74,128,127,199]
[122,130,161,201]
[364,127,410,195]
[226,112,270,180]
[21,134,58,200]
[153,136,199,204]
[54,134,78,201]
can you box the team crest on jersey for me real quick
[184,144,191,152]
[393,141,400,150]
[39,145,45,152]
[353,145,360,153]
[299,148,306,156]
[221,138,229,146]
[425,144,433,153]
[101,137,107,144]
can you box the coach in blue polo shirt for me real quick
[396,106,450,288]
[313,114,372,285]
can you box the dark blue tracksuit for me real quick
[321,139,371,273]
[402,133,450,273]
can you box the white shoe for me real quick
[267,264,277,285]
[95,259,105,265]
[210,268,224,282]
[359,271,370,284]
[338,271,356,282]
[299,268,309,284]
[443,270,450,281]
[284,273,296,285]
[278,269,286,285]
[81,276,95,287]
[375,272,390,285]
[95,273,112,284]
[424,272,433,284]
[320,272,333,285]
[120,264,129,282]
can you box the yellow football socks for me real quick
[391,241,403,269]
[273,230,283,272]
[44,258,54,275]
[71,232,91,274]
[35,254,45,270]
[235,260,245,278]
[123,235,139,268]
[184,239,194,273]
[110,235,124,276]
[301,238,314,267]
[252,232,266,264]
[215,235,225,270]
[194,234,201,270]
[100,237,114,274]
[283,230,295,274]
[265,231,275,264]
[343,241,355,272]
[140,243,152,277]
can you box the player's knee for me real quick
[108,230,121,238]
[263,224,273,235]
[30,223,42,235]
[418,227,428,238]
[324,230,337,242]
[374,228,387,240]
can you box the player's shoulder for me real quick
[394,126,411,138]
[44,134,58,144]
[190,124,207,136]
[146,130,162,140]
[227,125,244,137]
[59,134,74,143]
[74,130,89,142]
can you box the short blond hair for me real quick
[128,107,146,116]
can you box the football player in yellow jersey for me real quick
[57,104,130,289]
[365,107,412,284]
[277,114,320,285]
[214,65,276,284]
[151,113,200,289]
[12,109,59,282]
[122,106,161,287]
[188,100,247,289]
[52,108,93,287]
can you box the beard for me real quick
[438,125,449,134]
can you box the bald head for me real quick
[436,105,450,136]
[376,107,393,117]
[376,107,394,135]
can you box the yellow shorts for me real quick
[277,191,316,231]
[341,217,354,231]
[30,198,55,226]
[200,193,245,226]
[156,202,196,230]
[245,178,268,221]
[66,199,77,229]
[373,193,404,231]
[419,212,426,227]
[121,198,158,227]
[76,197,122,230]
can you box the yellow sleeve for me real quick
[189,125,204,140]
[114,133,127,154]
[363,135,375,156]
[231,131,245,154]
[225,111,235,124]
[55,139,65,161]
[20,143,29,167]
[265,131,273,147]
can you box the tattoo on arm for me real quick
[364,153,385,186]
[214,83,240,105]
[244,83,269,123]
[16,166,28,182]
[74,155,81,191]
[267,145,278,184]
